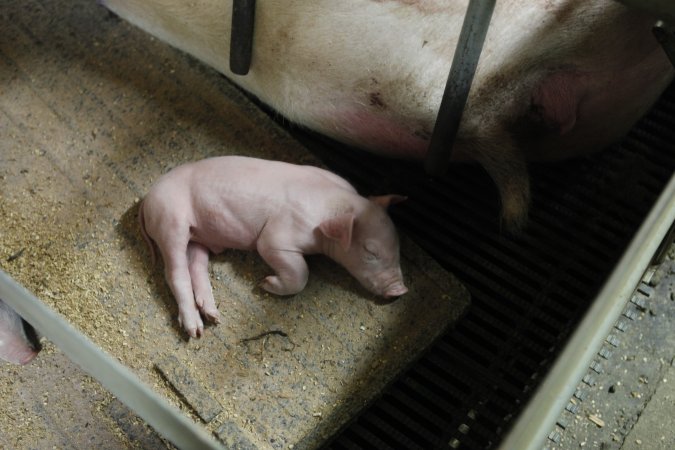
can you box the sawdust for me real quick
[0,0,469,448]
[0,164,149,448]
[0,167,468,448]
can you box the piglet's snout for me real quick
[383,282,408,299]
[371,269,408,299]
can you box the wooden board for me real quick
[0,1,470,448]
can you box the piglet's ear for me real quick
[369,194,407,209]
[319,213,354,251]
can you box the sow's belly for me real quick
[102,0,674,228]
[101,0,673,161]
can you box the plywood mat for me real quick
[0,1,469,448]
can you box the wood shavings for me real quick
[0,1,469,448]
[588,414,605,428]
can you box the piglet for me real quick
[139,156,408,338]
[0,299,40,365]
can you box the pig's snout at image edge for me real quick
[0,299,40,365]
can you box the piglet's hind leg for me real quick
[162,241,204,338]
[187,242,220,324]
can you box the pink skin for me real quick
[103,0,674,230]
[0,300,38,365]
[139,156,408,338]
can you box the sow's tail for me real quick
[138,198,158,266]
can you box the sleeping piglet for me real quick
[139,156,408,338]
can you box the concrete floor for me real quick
[547,243,675,450]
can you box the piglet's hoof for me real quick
[195,297,221,324]
[259,276,302,297]
[178,314,204,339]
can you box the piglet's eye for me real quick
[364,242,379,259]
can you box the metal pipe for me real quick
[424,0,496,177]
[230,0,257,75]
[498,172,675,450]
[653,22,675,67]
[0,270,223,450]
[614,0,675,23]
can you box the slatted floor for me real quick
[273,81,675,449]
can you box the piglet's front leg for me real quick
[257,240,309,296]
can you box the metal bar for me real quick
[424,0,496,177]
[498,172,675,450]
[230,0,257,75]
[614,0,675,23]
[653,22,675,68]
[0,270,223,450]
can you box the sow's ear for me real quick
[318,213,355,251]
[368,194,407,209]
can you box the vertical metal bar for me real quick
[230,0,257,75]
[653,22,675,67]
[425,0,496,177]
[614,0,675,23]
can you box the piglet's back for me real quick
[172,156,356,201]
[142,156,357,252]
